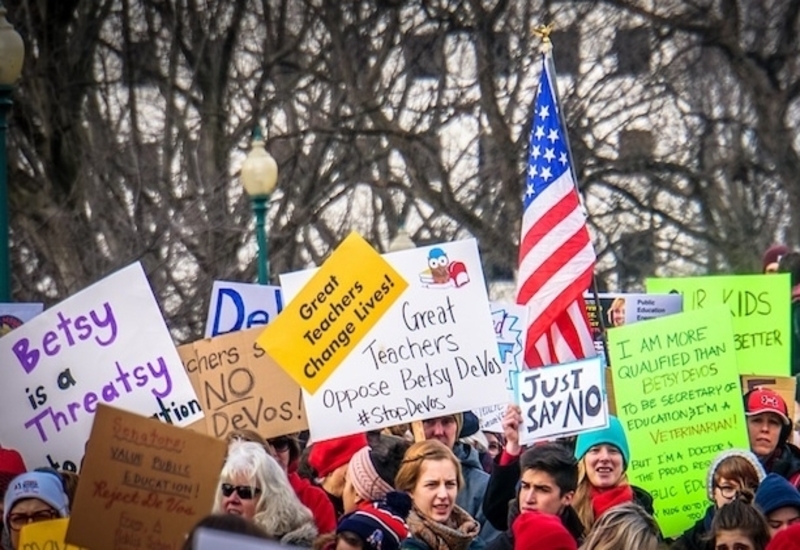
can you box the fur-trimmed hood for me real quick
[254,509,318,546]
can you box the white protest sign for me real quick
[205,280,284,337]
[477,302,527,432]
[279,239,507,441]
[515,356,608,445]
[0,262,202,470]
[0,302,44,336]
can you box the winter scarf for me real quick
[406,505,480,550]
[589,484,634,519]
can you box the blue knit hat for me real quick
[3,471,69,526]
[574,416,630,469]
[755,473,800,516]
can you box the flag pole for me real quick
[533,24,612,369]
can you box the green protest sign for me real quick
[647,274,791,376]
[608,307,748,538]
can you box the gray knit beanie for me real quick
[706,449,766,501]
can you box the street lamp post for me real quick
[241,125,278,285]
[0,2,24,302]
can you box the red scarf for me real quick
[589,484,634,519]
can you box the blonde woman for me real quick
[571,416,654,535]
[395,440,483,550]
[213,440,318,546]
[578,502,659,550]
[606,297,626,327]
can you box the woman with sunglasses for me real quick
[213,440,318,546]
[228,430,337,535]
[672,449,766,550]
[3,471,69,550]
[395,440,483,550]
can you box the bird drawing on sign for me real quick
[427,248,450,284]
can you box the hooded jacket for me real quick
[252,498,319,546]
[453,443,498,542]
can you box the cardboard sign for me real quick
[178,327,307,439]
[0,263,202,470]
[0,302,44,336]
[584,293,683,356]
[66,405,226,550]
[281,238,508,442]
[205,281,284,338]
[477,302,528,432]
[258,232,408,394]
[19,518,84,550]
[647,274,791,376]
[515,356,608,444]
[608,307,748,538]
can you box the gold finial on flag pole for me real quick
[533,23,554,53]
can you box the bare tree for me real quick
[6,0,798,339]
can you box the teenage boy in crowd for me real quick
[482,405,583,547]
[745,388,800,487]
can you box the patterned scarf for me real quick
[406,505,480,550]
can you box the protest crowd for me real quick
[4,379,800,550]
[2,234,800,550]
[1,194,800,550]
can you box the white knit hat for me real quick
[706,449,766,501]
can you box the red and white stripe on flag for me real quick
[516,53,596,368]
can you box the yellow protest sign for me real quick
[258,232,408,394]
[20,518,84,550]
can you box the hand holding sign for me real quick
[515,357,608,445]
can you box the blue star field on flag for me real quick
[524,66,572,211]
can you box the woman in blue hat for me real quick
[571,416,654,536]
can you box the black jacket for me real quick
[483,455,521,532]
[764,443,800,488]
[632,484,655,516]
[670,505,714,550]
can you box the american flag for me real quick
[516,54,597,368]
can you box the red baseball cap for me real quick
[745,388,791,425]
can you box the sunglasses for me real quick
[221,483,261,500]
[269,437,291,452]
